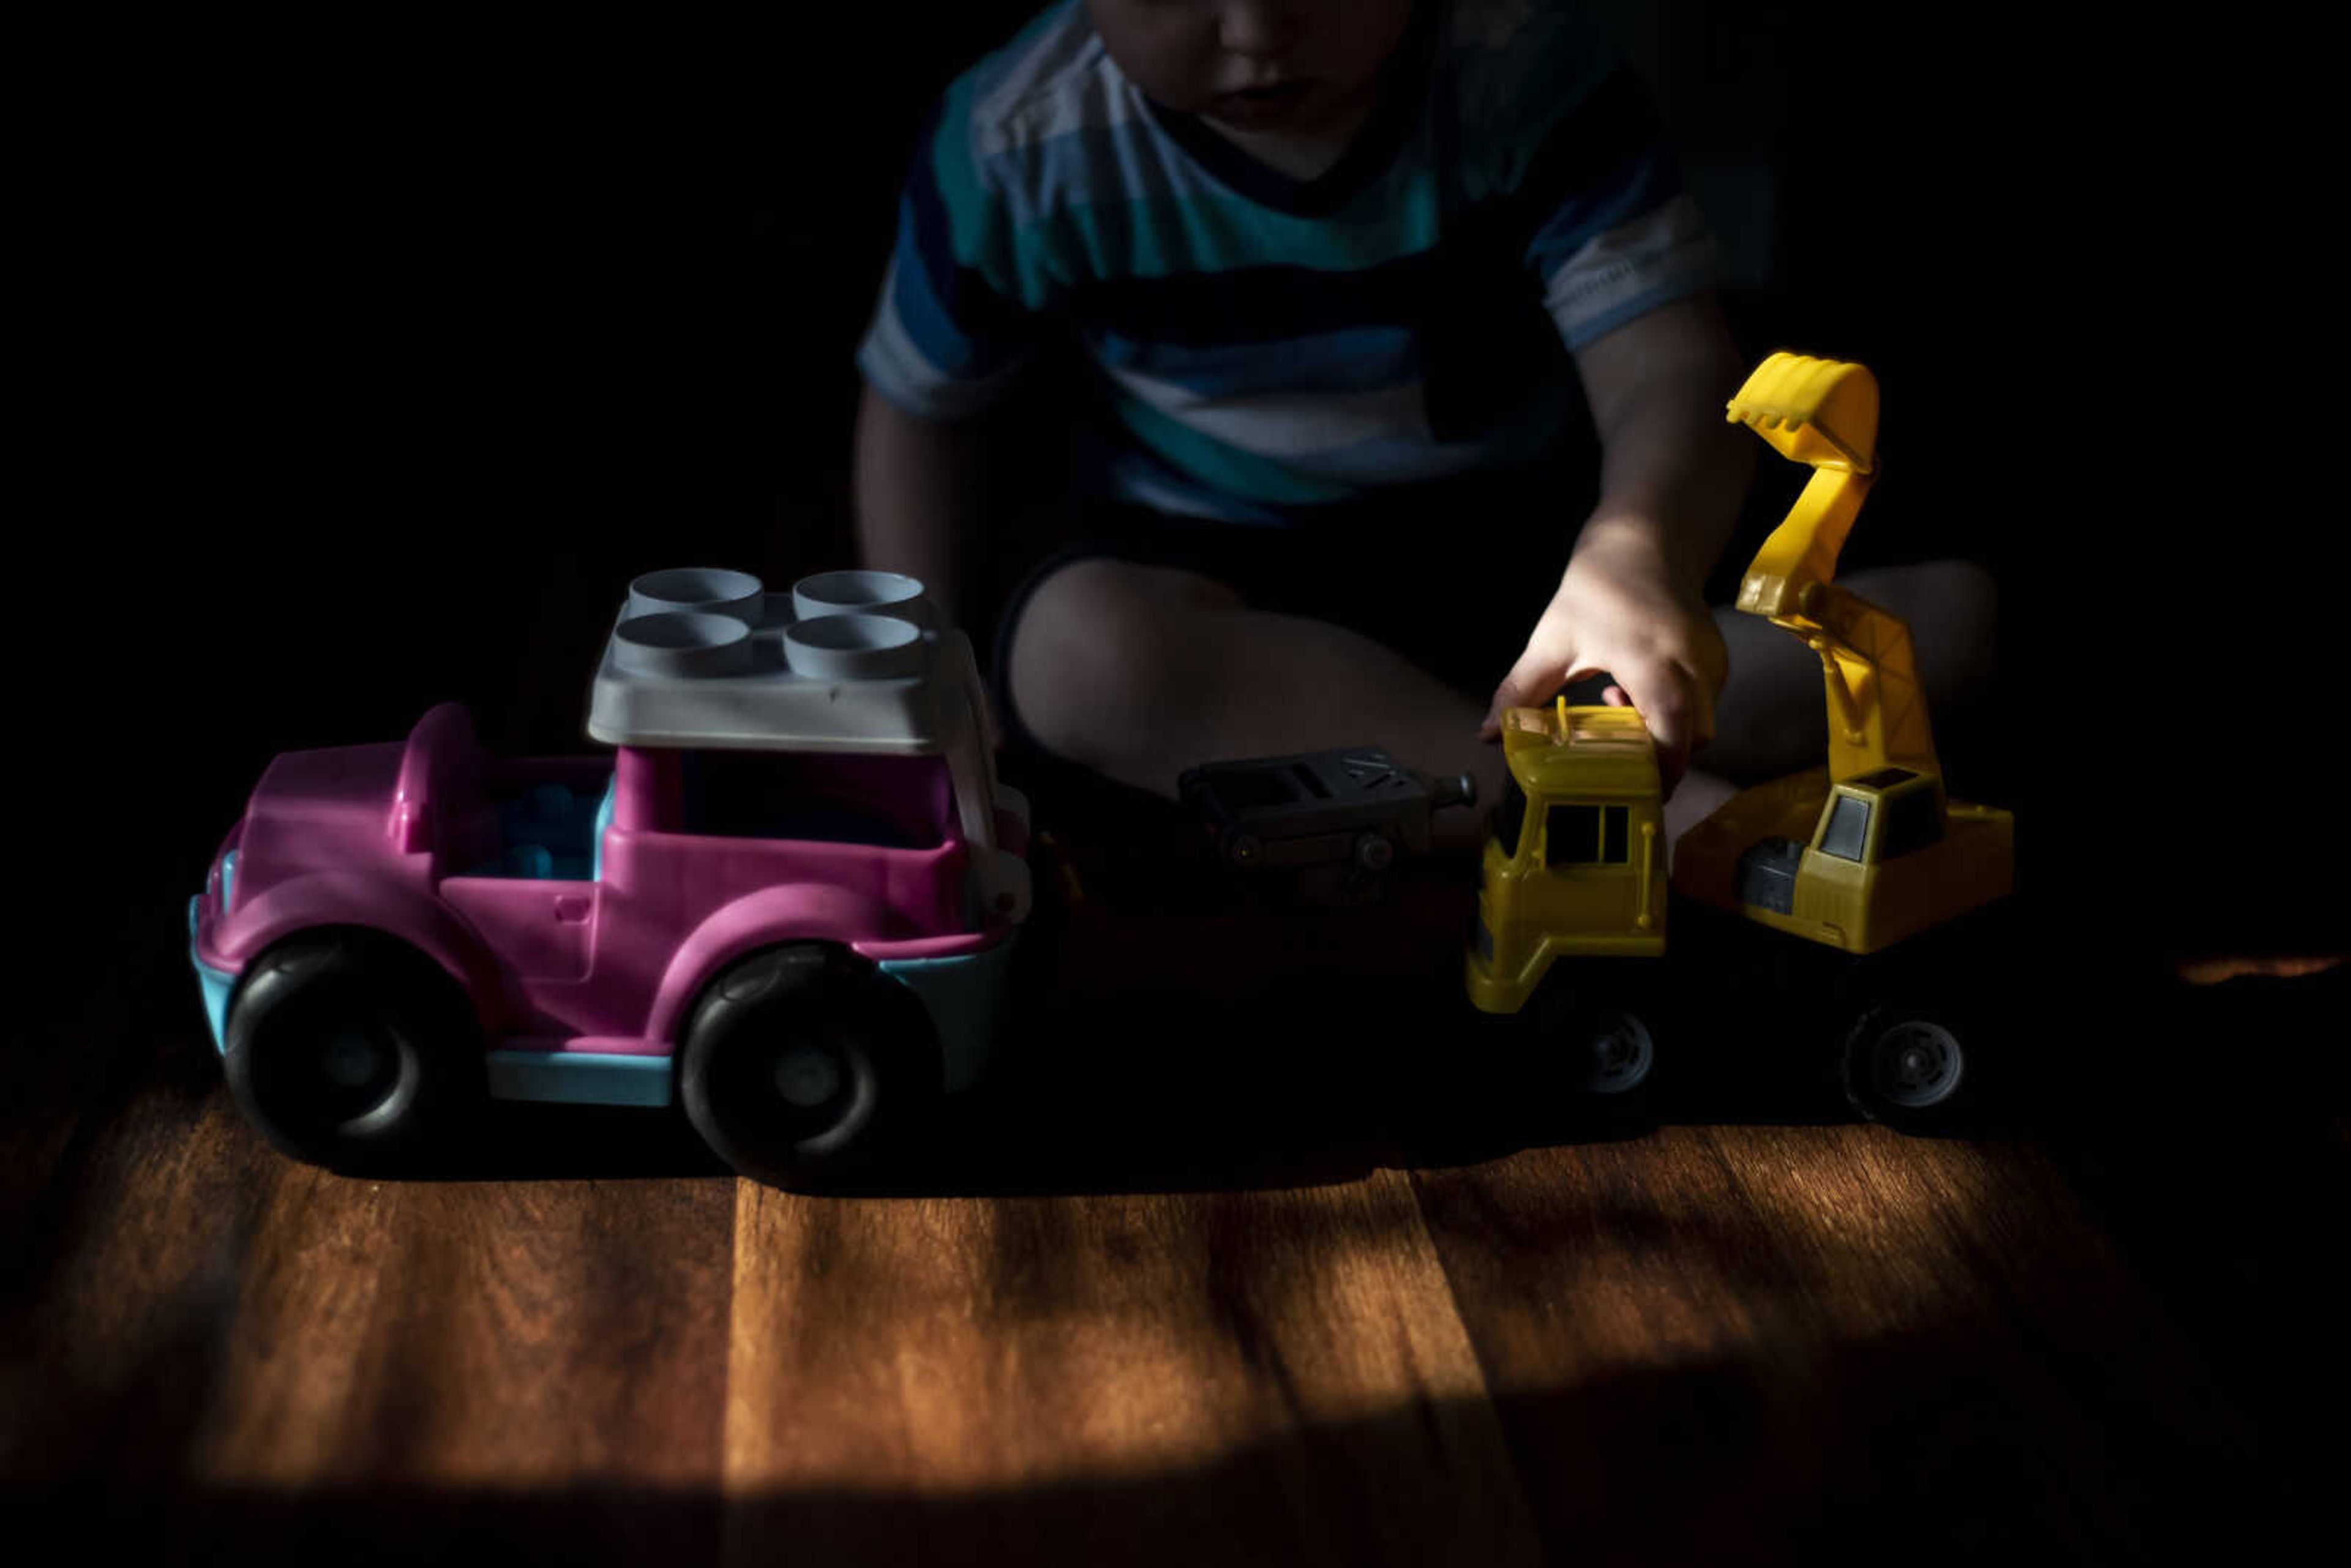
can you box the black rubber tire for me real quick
[1840,998,1976,1133]
[678,943,942,1188]
[1526,961,1670,1108]
[223,928,485,1171]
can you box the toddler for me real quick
[853,0,1995,846]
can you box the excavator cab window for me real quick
[1819,794,1872,861]
[1545,803,1631,868]
[1880,783,1946,860]
[1818,772,1944,865]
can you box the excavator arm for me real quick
[1726,354,1938,784]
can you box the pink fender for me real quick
[388,700,486,856]
[645,883,904,1046]
[212,872,517,1034]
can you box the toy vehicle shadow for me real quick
[872,980,1663,1199]
[879,990,2041,1200]
[358,940,2344,1196]
[380,1102,736,1184]
[801,894,2058,1200]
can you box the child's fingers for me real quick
[1480,661,1608,737]
[1480,644,1576,737]
[1610,655,1701,796]
[1491,642,1717,795]
[1687,666,1719,754]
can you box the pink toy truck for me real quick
[187,568,1031,1188]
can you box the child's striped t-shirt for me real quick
[858,0,1721,525]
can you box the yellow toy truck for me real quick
[1466,353,2016,1129]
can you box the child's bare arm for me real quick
[853,383,993,633]
[1479,294,1753,793]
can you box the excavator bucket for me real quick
[1725,353,1879,475]
[1725,350,1937,785]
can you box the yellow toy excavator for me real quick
[1671,354,2014,956]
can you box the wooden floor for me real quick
[5,883,2341,1566]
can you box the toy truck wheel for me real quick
[1526,966,1666,1103]
[222,928,484,1171]
[1556,1005,1656,1097]
[678,943,941,1188]
[1841,1001,1972,1132]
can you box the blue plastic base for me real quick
[883,935,1019,1094]
[187,896,235,1054]
[486,1049,673,1106]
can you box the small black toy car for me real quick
[1179,746,1475,906]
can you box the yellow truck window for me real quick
[1494,778,1528,858]
[1545,804,1630,868]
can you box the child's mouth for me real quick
[1208,80,1315,127]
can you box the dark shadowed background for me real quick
[6,23,2333,1558]
[34,3,2337,977]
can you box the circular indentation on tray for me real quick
[628,567,765,624]
[792,569,932,628]
[782,613,925,679]
[613,611,754,677]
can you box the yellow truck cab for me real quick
[1466,700,1667,1017]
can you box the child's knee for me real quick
[1839,559,1999,703]
[1005,558,1237,766]
[1907,559,2000,702]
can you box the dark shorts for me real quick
[989,454,1597,762]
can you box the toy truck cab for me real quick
[188,568,1030,1188]
[1466,703,1668,1095]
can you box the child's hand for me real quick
[1477,526,1727,797]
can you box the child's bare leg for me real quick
[1665,770,1738,865]
[1005,557,1997,854]
[1007,558,1510,849]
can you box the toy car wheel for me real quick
[679,943,941,1188]
[1841,1001,1971,1132]
[1527,969,1664,1102]
[223,928,485,1171]
[1557,1004,1657,1097]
